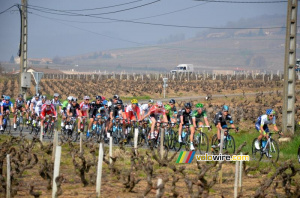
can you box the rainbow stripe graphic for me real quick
[176,151,196,163]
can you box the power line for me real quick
[194,0,288,3]
[26,0,161,16]
[0,4,17,15]
[30,12,286,56]
[27,6,288,30]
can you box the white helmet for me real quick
[107,101,112,107]
[67,96,73,101]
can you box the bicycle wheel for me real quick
[164,129,172,150]
[197,132,209,154]
[251,138,261,161]
[71,123,79,142]
[47,123,55,139]
[266,139,279,162]
[173,132,182,152]
[18,116,24,132]
[5,119,11,135]
[224,135,235,154]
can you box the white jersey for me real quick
[31,97,41,109]
[35,101,44,115]
[260,114,276,126]
[141,104,150,115]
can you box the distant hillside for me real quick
[54,14,297,72]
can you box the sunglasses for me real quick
[85,99,90,101]
[223,111,228,112]
[269,115,274,117]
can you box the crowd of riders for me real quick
[0,93,280,151]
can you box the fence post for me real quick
[234,159,239,198]
[109,136,113,164]
[52,130,58,161]
[6,154,10,198]
[52,146,62,198]
[80,132,83,154]
[134,128,138,154]
[156,178,162,197]
[40,126,43,142]
[239,152,243,192]
[219,129,224,184]
[96,143,104,198]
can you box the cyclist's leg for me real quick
[178,122,183,142]
[0,114,3,130]
[13,109,17,128]
[150,116,156,139]
[190,125,195,142]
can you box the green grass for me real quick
[122,95,151,101]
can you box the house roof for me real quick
[27,67,63,74]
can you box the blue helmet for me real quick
[102,100,108,106]
[222,105,229,111]
[266,109,275,115]
[4,96,10,100]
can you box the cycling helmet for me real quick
[18,94,23,98]
[113,95,119,99]
[83,96,90,100]
[117,99,123,105]
[67,96,73,101]
[35,93,40,98]
[45,100,51,105]
[184,102,192,109]
[196,103,204,109]
[222,105,229,111]
[148,99,154,104]
[156,101,163,108]
[169,99,176,104]
[41,95,47,100]
[107,101,112,107]
[96,95,102,100]
[131,99,138,104]
[71,98,77,102]
[1,95,5,99]
[53,93,59,97]
[4,96,10,100]
[164,104,171,111]
[102,100,108,106]
[266,109,275,115]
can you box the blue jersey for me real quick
[1,100,13,111]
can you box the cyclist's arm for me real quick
[0,105,3,115]
[110,111,114,120]
[204,117,209,127]
[180,115,184,125]
[273,125,279,132]
[192,117,196,127]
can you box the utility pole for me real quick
[283,0,297,135]
[19,0,31,99]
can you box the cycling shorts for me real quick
[255,123,269,135]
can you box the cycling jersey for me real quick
[35,101,45,115]
[31,98,40,110]
[141,104,151,116]
[1,100,13,113]
[178,109,192,124]
[26,99,31,109]
[89,101,103,118]
[110,104,125,118]
[126,105,141,120]
[255,114,276,133]
[62,100,69,111]
[97,106,109,118]
[67,103,80,117]
[15,98,26,109]
[51,98,62,109]
[214,111,233,127]
[166,107,178,122]
[40,104,57,120]
[192,110,207,120]
[79,101,90,117]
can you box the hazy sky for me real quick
[0,0,292,61]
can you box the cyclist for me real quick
[87,95,103,136]
[213,105,237,148]
[30,93,41,126]
[33,95,46,128]
[126,99,141,123]
[0,96,14,131]
[254,109,279,150]
[178,102,195,150]
[169,99,178,121]
[40,100,57,134]
[140,99,154,118]
[109,99,126,136]
[164,104,177,123]
[66,98,80,131]
[78,96,90,133]
[61,96,73,129]
[140,101,168,140]
[51,93,62,113]
[192,103,210,129]
[13,94,27,130]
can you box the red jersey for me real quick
[125,104,141,120]
[149,105,166,116]
[40,104,57,119]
